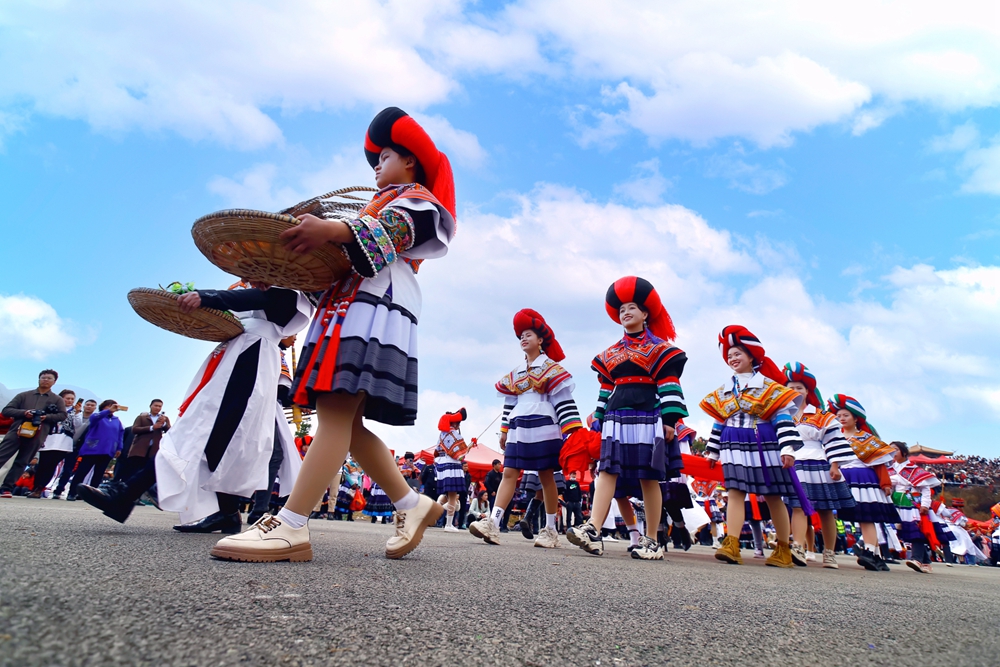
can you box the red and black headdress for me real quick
[783,362,823,409]
[604,276,676,342]
[719,325,785,383]
[512,309,565,362]
[364,107,456,220]
[437,408,467,432]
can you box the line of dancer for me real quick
[73,105,974,574]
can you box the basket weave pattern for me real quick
[192,187,375,292]
[128,288,244,342]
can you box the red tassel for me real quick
[920,513,941,551]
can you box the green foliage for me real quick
[161,281,196,295]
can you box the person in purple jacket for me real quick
[67,400,123,500]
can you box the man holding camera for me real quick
[0,370,67,498]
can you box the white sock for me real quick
[627,523,640,546]
[446,510,455,524]
[394,490,420,512]
[276,507,308,530]
[490,505,504,528]
[545,513,557,531]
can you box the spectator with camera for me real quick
[30,389,81,497]
[67,399,124,501]
[0,369,67,498]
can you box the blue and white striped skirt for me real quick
[785,457,856,511]
[838,467,900,524]
[434,456,465,494]
[519,471,542,494]
[599,410,678,482]
[335,482,355,512]
[504,413,562,471]
[717,422,795,496]
[362,483,394,517]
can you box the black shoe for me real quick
[499,527,510,533]
[874,554,891,572]
[518,520,534,540]
[856,549,880,571]
[247,512,265,525]
[173,511,241,534]
[77,484,135,524]
[65,494,77,501]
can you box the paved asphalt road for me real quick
[2,499,998,667]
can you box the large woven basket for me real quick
[128,288,245,342]
[191,186,374,291]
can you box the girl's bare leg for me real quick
[820,510,837,553]
[537,469,559,515]
[763,495,790,545]
[725,489,747,535]
[639,479,662,539]
[588,472,618,528]
[861,522,878,553]
[284,393,363,516]
[791,507,809,546]
[492,467,521,518]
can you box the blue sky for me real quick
[2,1,999,455]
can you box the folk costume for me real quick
[212,108,455,563]
[290,107,456,425]
[155,286,313,526]
[701,328,803,496]
[434,409,469,495]
[825,395,900,525]
[592,279,688,484]
[363,482,395,520]
[780,364,855,513]
[890,459,942,572]
[566,277,688,560]
[701,326,805,567]
[498,310,583,472]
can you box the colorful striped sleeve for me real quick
[705,422,723,460]
[499,395,517,434]
[550,385,583,435]
[821,423,856,464]
[654,352,688,427]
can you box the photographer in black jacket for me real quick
[0,370,67,498]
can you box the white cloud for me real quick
[926,123,1000,195]
[704,146,788,194]
[613,158,671,204]
[410,113,488,169]
[0,294,77,360]
[5,2,1000,150]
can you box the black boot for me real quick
[173,511,241,534]
[78,483,135,524]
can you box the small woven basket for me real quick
[128,288,245,342]
[191,186,374,291]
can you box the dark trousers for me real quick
[54,447,81,495]
[564,501,583,529]
[69,455,112,496]
[217,492,241,515]
[251,422,285,515]
[0,433,43,492]
[912,539,931,564]
[34,450,74,492]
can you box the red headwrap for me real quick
[364,107,456,221]
[604,276,676,341]
[718,325,785,383]
[512,309,565,362]
[437,408,467,432]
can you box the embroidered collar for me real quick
[725,372,763,395]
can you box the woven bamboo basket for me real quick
[191,186,374,291]
[128,288,245,342]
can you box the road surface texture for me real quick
[2,498,997,666]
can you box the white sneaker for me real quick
[806,551,818,562]
[753,548,766,559]
[210,514,312,562]
[468,518,501,545]
[712,538,722,549]
[385,495,444,559]
[443,524,462,533]
[630,535,664,560]
[533,526,561,549]
[604,534,619,542]
[822,549,839,569]
[790,543,808,567]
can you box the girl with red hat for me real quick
[827,394,900,571]
[781,362,856,569]
[566,277,689,561]
[469,309,583,548]
[888,441,947,573]
[699,325,804,568]
[435,408,470,532]
[213,108,456,563]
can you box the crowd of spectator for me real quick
[0,368,169,501]
[927,455,1000,488]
